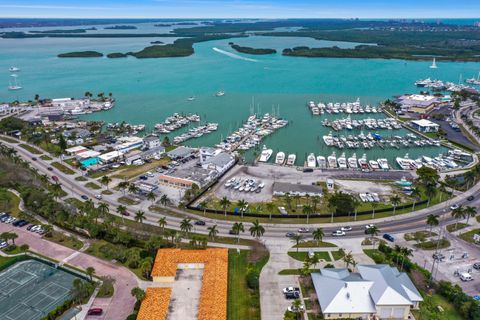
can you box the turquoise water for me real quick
[1,26,480,165]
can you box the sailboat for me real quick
[187,96,195,101]
[466,72,480,85]
[9,66,20,72]
[215,90,225,97]
[429,57,438,69]
[8,74,22,91]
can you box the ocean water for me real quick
[1,26,479,165]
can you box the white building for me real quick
[311,265,422,320]
[201,152,235,174]
[410,119,440,133]
[143,135,162,150]
[200,147,221,163]
[98,150,123,164]
[114,136,144,153]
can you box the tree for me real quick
[131,287,146,302]
[70,279,93,304]
[116,205,127,222]
[451,206,466,230]
[140,258,153,279]
[97,202,109,222]
[207,224,218,240]
[327,191,355,215]
[219,196,231,217]
[231,222,245,244]
[180,218,193,237]
[410,188,421,212]
[293,194,301,210]
[128,183,139,195]
[343,250,354,269]
[158,216,167,233]
[237,199,249,218]
[265,202,275,219]
[118,181,129,195]
[199,199,208,216]
[86,266,95,281]
[312,228,324,246]
[249,220,265,239]
[400,247,413,271]
[135,210,146,224]
[146,191,157,205]
[371,201,378,219]
[58,134,67,151]
[42,224,53,237]
[366,226,380,247]
[160,194,170,207]
[100,175,112,190]
[464,206,477,224]
[426,214,439,237]
[424,183,437,207]
[284,193,292,212]
[311,196,320,213]
[291,234,303,252]
[390,195,401,215]
[302,204,313,224]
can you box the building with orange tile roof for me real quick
[136,287,172,320]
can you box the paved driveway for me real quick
[0,223,138,320]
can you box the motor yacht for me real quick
[275,152,285,165]
[327,152,337,168]
[316,155,326,169]
[259,145,273,162]
[377,158,389,170]
[347,153,358,169]
[337,153,348,169]
[286,154,296,166]
[307,153,316,168]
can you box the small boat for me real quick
[369,159,380,170]
[358,154,369,171]
[259,145,273,162]
[395,177,412,186]
[275,152,285,165]
[348,153,358,169]
[327,152,337,168]
[215,90,225,97]
[187,96,195,101]
[307,153,316,168]
[286,154,296,166]
[337,153,348,169]
[8,74,22,91]
[377,158,389,170]
[317,155,326,169]
[9,66,20,72]
[430,57,438,69]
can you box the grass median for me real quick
[51,162,75,175]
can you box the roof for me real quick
[204,152,234,168]
[65,146,87,154]
[151,248,228,320]
[143,135,160,142]
[411,119,440,128]
[136,287,172,320]
[98,150,122,161]
[76,150,100,159]
[167,146,195,158]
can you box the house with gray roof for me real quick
[201,152,235,174]
[311,265,422,319]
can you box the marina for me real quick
[307,99,382,115]
[321,116,402,131]
[154,113,201,134]
[414,78,477,92]
[172,122,219,144]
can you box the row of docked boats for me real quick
[359,193,381,202]
[414,78,475,92]
[322,116,402,131]
[216,113,288,152]
[259,148,297,166]
[172,123,218,144]
[224,177,265,193]
[322,132,441,150]
[154,113,201,133]
[396,153,459,171]
[304,152,390,171]
[307,99,382,116]
[466,72,480,85]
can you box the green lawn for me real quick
[19,143,42,154]
[44,231,83,250]
[287,251,331,262]
[0,136,18,143]
[415,239,450,250]
[40,155,52,161]
[227,250,268,320]
[404,231,437,241]
[117,196,139,205]
[0,255,29,271]
[293,241,337,248]
[459,229,480,245]
[446,223,469,233]
[412,292,464,320]
[112,158,169,180]
[0,189,21,215]
[331,250,345,261]
[51,162,75,175]
[278,269,320,275]
[74,176,88,181]
[101,190,113,195]
[85,182,101,190]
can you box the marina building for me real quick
[158,166,217,189]
[311,265,422,320]
[167,146,196,160]
[272,182,323,197]
[125,146,165,165]
[201,152,235,174]
[396,94,443,114]
[200,147,221,163]
[114,136,144,153]
[143,135,162,149]
[65,146,89,156]
[409,119,440,133]
[98,150,123,164]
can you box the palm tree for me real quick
[311,196,320,213]
[291,234,303,252]
[140,258,153,279]
[146,191,156,205]
[131,287,146,302]
[135,210,146,224]
[199,199,208,216]
[394,245,403,265]
[50,183,63,200]
[128,183,139,195]
[116,205,127,222]
[207,224,218,240]
[302,204,313,224]
[425,184,437,207]
[100,175,112,190]
[426,214,439,237]
[293,194,301,210]
[160,194,170,207]
[231,222,245,244]
[284,193,292,212]
[464,206,477,224]
[400,247,413,271]
[219,196,231,217]
[265,202,275,220]
[237,199,248,218]
[352,197,361,221]
[366,226,380,248]
[371,202,379,219]
[343,251,354,269]
[249,220,265,239]
[86,266,95,281]
[118,181,129,195]
[451,206,466,230]
[410,188,421,212]
[180,218,193,237]
[97,202,109,223]
[158,217,167,233]
[312,228,324,246]
[390,195,401,215]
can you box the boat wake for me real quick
[212,47,258,62]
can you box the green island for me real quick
[106,52,128,58]
[229,42,276,55]
[150,40,164,44]
[29,28,96,34]
[1,32,176,39]
[104,25,137,30]
[58,51,104,58]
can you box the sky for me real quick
[0,0,480,19]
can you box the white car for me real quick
[365,224,375,229]
[30,225,41,232]
[5,217,16,224]
[95,194,102,200]
[282,287,300,294]
[332,230,346,237]
[146,171,154,177]
[341,226,352,232]
[450,204,459,210]
[287,305,305,312]
[298,228,311,234]
[0,241,8,249]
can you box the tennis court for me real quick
[0,259,82,320]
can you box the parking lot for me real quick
[0,260,81,320]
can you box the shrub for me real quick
[246,266,260,290]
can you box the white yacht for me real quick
[316,155,326,169]
[286,154,296,166]
[215,90,225,97]
[377,158,389,170]
[275,152,285,165]
[396,154,415,170]
[347,153,358,169]
[358,154,369,171]
[337,152,348,169]
[259,145,273,162]
[9,66,20,72]
[369,159,380,170]
[187,96,195,101]
[8,74,22,91]
[327,152,337,168]
[307,153,316,168]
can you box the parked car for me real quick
[229,229,239,235]
[450,204,459,210]
[87,308,103,316]
[284,291,300,300]
[473,262,480,270]
[47,167,53,171]
[26,224,35,231]
[332,230,346,237]
[285,232,296,238]
[432,253,445,261]
[18,220,29,227]
[287,305,305,312]
[95,194,102,200]
[298,228,310,233]
[81,195,88,200]
[13,219,27,227]
[194,220,206,226]
[460,272,473,282]
[467,196,475,201]
[139,175,148,180]
[282,287,300,294]
[383,233,395,242]
[340,226,352,232]
[31,157,37,161]
[0,241,8,249]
